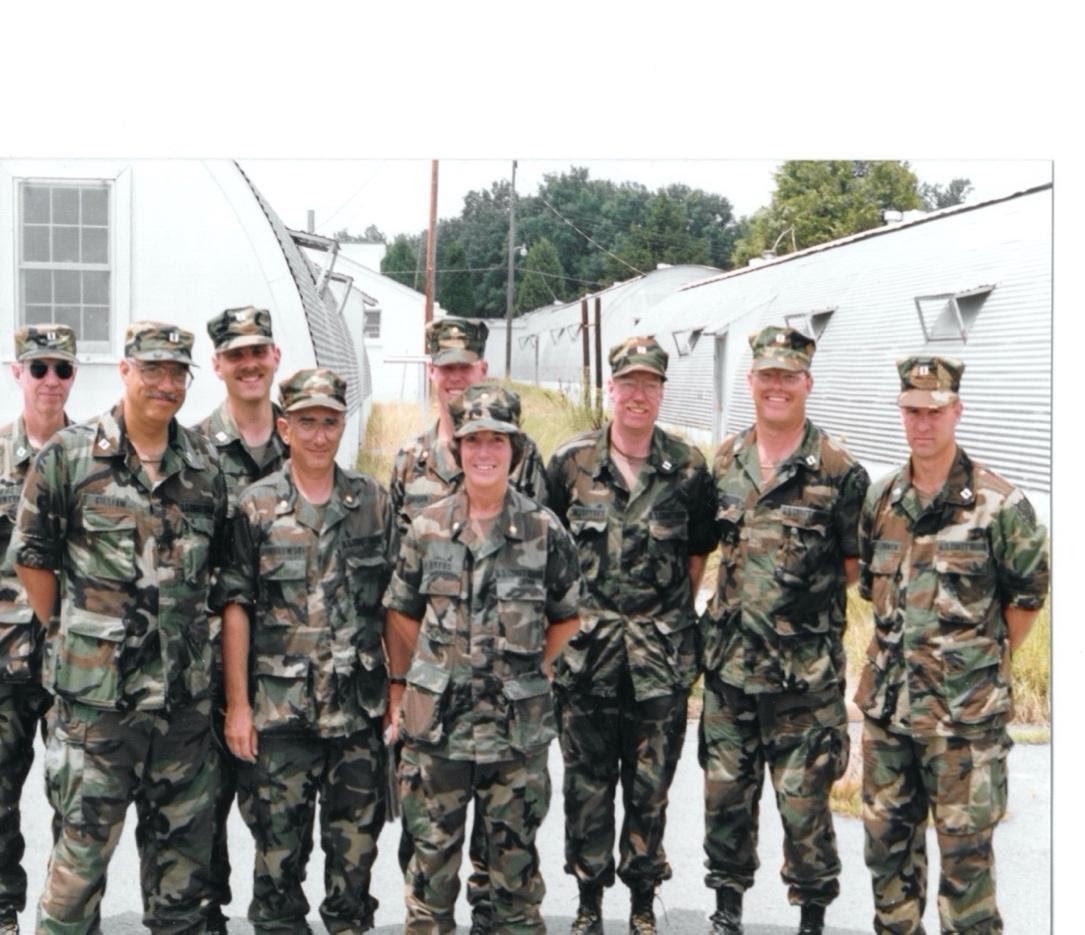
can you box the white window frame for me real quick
[363,307,382,340]
[671,327,704,357]
[914,285,995,343]
[784,307,836,341]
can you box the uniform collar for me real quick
[734,419,821,482]
[9,413,71,466]
[595,423,684,479]
[274,463,359,530]
[93,402,206,472]
[418,421,463,485]
[893,445,975,509]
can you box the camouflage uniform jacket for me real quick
[389,422,549,536]
[854,446,1049,739]
[11,403,227,711]
[384,487,582,763]
[545,424,717,701]
[191,401,288,516]
[220,463,397,738]
[703,419,870,696]
[0,415,69,682]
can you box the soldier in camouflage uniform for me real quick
[388,317,548,934]
[699,326,870,935]
[220,368,395,934]
[191,305,287,933]
[546,336,717,934]
[12,322,227,935]
[855,356,1049,934]
[384,382,582,934]
[0,325,77,933]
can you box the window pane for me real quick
[23,185,51,223]
[53,188,79,224]
[53,306,82,334]
[83,270,109,304]
[23,226,51,261]
[82,187,108,225]
[23,269,53,304]
[55,270,80,304]
[82,227,108,263]
[54,226,80,263]
[25,305,53,325]
[84,306,110,341]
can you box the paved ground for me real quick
[15,724,1049,933]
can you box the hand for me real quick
[224,703,258,763]
[383,681,405,743]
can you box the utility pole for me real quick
[423,160,439,338]
[504,159,517,379]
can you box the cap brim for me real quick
[897,389,958,408]
[611,363,667,380]
[453,419,520,438]
[432,348,482,366]
[751,357,807,372]
[129,350,198,367]
[283,396,347,413]
[216,335,274,352]
[20,348,77,363]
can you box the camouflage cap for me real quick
[609,335,668,380]
[450,382,522,438]
[896,355,965,408]
[279,367,348,413]
[207,305,274,352]
[426,317,489,366]
[14,323,77,362]
[124,321,196,365]
[748,326,815,372]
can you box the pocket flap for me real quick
[869,546,902,576]
[935,549,990,576]
[780,505,829,536]
[260,547,308,581]
[943,636,1002,672]
[254,655,309,679]
[64,607,126,642]
[83,509,137,533]
[651,611,696,635]
[0,605,35,625]
[406,658,452,693]
[502,672,551,701]
[495,576,546,602]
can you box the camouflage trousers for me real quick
[235,724,386,934]
[861,717,1011,934]
[399,745,550,934]
[38,696,214,935]
[0,680,52,920]
[396,751,493,923]
[698,676,849,906]
[206,698,238,925]
[555,681,689,890]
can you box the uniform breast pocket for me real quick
[182,512,216,585]
[81,509,138,583]
[868,545,902,622]
[775,507,831,588]
[345,543,388,611]
[568,506,607,581]
[647,508,689,589]
[495,576,546,658]
[934,548,995,626]
[258,548,309,625]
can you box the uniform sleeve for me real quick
[219,499,261,607]
[208,463,230,581]
[11,441,68,571]
[857,486,878,602]
[990,489,1049,610]
[512,437,549,509]
[835,461,871,559]
[686,455,719,556]
[388,448,409,537]
[382,518,426,621]
[378,483,400,597]
[544,516,584,622]
[544,451,571,528]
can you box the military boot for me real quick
[629,884,657,934]
[570,882,604,935]
[709,887,743,935]
[797,904,825,935]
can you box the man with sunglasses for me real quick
[192,305,287,933]
[220,368,395,934]
[699,326,869,935]
[0,325,78,933]
[546,336,717,934]
[12,321,227,935]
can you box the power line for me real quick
[538,195,646,278]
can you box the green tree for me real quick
[332,224,386,244]
[731,160,924,267]
[515,238,565,314]
[381,234,421,290]
[437,239,475,314]
[606,191,710,278]
[919,177,973,210]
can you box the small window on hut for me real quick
[914,285,994,343]
[784,308,835,341]
[671,327,703,357]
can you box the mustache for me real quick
[147,391,181,404]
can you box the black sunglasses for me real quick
[28,360,75,380]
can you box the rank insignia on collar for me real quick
[961,486,972,500]
[98,438,110,450]
[806,454,816,467]
[215,431,229,442]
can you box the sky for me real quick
[239,157,1053,240]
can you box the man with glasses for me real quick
[389,316,549,934]
[220,368,395,934]
[699,326,869,935]
[12,321,227,934]
[192,306,287,933]
[546,336,716,934]
[0,325,78,933]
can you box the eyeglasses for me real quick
[27,360,75,380]
[613,376,664,397]
[752,370,805,386]
[290,414,344,436]
[129,360,194,388]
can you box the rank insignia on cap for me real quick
[47,330,57,341]
[917,364,929,376]
[637,345,647,353]
[169,331,179,343]
[775,333,787,344]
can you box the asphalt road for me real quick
[15,724,1050,933]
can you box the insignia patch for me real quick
[637,345,647,353]
[215,431,229,442]
[960,486,972,500]
[47,330,57,341]
[775,333,786,344]
[806,454,816,467]
[169,331,180,343]
[662,460,672,470]
[98,438,110,450]
[15,446,26,458]
[917,364,929,376]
